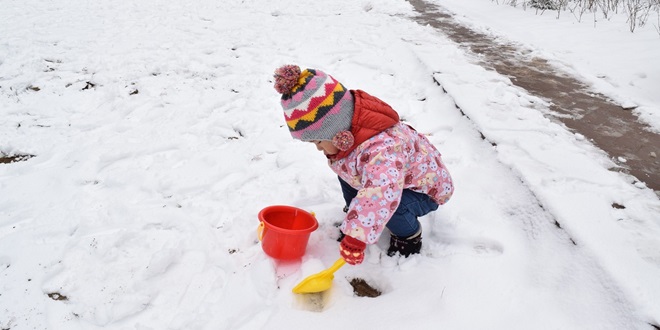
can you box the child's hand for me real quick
[339,235,367,265]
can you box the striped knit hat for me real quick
[273,65,355,148]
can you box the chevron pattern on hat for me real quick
[285,80,347,131]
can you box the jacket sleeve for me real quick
[340,134,407,245]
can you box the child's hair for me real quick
[273,64,354,143]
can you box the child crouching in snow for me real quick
[273,64,454,266]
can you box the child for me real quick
[273,64,454,265]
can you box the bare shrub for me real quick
[530,0,560,10]
[492,0,660,32]
[555,0,571,18]
[625,0,652,31]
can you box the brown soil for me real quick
[350,278,382,297]
[407,0,660,193]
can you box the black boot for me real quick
[387,228,422,257]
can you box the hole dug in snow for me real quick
[349,277,382,298]
[293,290,332,313]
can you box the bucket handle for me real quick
[257,221,265,241]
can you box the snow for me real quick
[1,0,659,329]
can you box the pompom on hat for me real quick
[273,64,355,149]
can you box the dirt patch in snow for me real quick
[350,277,382,297]
[0,154,34,164]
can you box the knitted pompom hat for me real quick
[273,64,355,146]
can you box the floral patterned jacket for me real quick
[329,91,454,245]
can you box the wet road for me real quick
[407,0,660,193]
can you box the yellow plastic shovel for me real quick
[292,258,346,294]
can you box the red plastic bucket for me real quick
[258,205,318,260]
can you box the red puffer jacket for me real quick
[330,90,400,160]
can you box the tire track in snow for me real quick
[400,3,660,324]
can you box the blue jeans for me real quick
[338,177,439,238]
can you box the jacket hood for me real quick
[330,90,400,161]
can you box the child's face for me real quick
[311,140,339,156]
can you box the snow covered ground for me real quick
[1,0,659,329]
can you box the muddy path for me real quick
[407,0,660,193]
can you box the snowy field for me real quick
[1,0,659,329]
